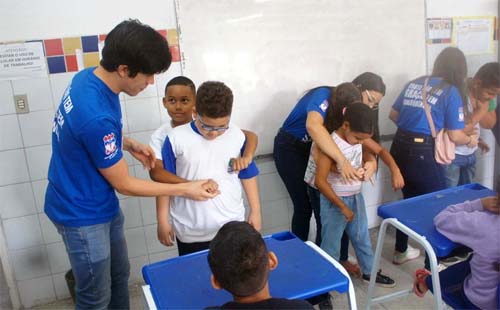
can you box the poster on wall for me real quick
[453,16,495,55]
[0,41,47,80]
[427,18,452,43]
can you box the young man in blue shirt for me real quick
[45,19,217,309]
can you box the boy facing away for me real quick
[315,102,396,287]
[207,221,314,309]
[160,81,262,255]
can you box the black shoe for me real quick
[317,295,333,310]
[362,270,396,288]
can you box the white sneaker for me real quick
[393,245,420,265]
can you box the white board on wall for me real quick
[177,0,426,155]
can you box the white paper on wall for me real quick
[0,41,47,80]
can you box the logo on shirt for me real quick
[458,107,464,122]
[319,100,328,112]
[103,133,117,156]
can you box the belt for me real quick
[395,129,434,144]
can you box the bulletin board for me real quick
[176,0,427,155]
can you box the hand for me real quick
[339,160,362,184]
[477,139,490,154]
[183,179,219,201]
[248,210,262,231]
[231,156,252,172]
[157,221,175,246]
[463,124,478,136]
[481,196,500,214]
[363,161,377,184]
[126,139,156,170]
[341,207,354,222]
[202,179,220,194]
[391,170,405,190]
[467,134,479,148]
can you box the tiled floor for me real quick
[24,226,436,310]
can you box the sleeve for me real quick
[237,139,259,179]
[433,199,485,248]
[149,127,165,160]
[443,86,465,130]
[305,88,330,118]
[161,136,177,174]
[79,117,123,169]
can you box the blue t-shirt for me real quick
[392,76,465,135]
[281,87,331,141]
[45,68,123,226]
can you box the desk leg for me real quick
[365,218,444,310]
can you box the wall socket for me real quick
[14,94,29,114]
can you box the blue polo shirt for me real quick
[45,68,123,226]
[392,76,465,135]
[281,87,331,141]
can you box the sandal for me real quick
[413,268,431,297]
[340,260,361,277]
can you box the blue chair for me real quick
[426,259,500,309]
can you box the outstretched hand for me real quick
[125,138,156,170]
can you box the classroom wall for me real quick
[0,0,497,308]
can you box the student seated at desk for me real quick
[206,221,314,309]
[414,195,500,310]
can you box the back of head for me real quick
[431,47,467,98]
[208,221,269,297]
[474,62,500,89]
[196,81,233,118]
[325,82,362,133]
[352,72,386,95]
[100,19,171,77]
[165,76,196,95]
[344,102,374,134]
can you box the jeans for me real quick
[274,129,318,242]
[54,210,130,310]
[308,185,350,258]
[444,153,476,187]
[320,193,373,275]
[390,130,447,253]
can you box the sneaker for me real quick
[393,245,420,265]
[363,270,396,288]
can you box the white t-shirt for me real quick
[455,98,478,156]
[162,122,259,243]
[149,122,173,160]
[305,132,363,196]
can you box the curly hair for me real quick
[196,81,233,118]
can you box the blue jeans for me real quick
[54,210,130,310]
[320,193,373,275]
[390,130,447,254]
[444,153,476,187]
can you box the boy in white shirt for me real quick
[160,81,262,255]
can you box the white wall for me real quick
[0,0,497,308]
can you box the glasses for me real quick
[197,114,229,132]
[365,90,379,108]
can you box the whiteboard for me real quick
[177,0,426,155]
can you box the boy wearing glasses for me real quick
[160,81,262,255]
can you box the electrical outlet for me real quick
[14,94,29,114]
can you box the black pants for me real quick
[176,238,211,256]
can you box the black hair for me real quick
[474,62,500,89]
[324,82,362,133]
[196,81,233,118]
[432,47,467,107]
[343,102,374,134]
[352,72,386,95]
[207,221,269,297]
[100,19,171,77]
[165,76,196,96]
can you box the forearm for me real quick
[315,179,347,209]
[378,148,400,176]
[156,196,171,225]
[122,136,134,152]
[447,129,472,145]
[310,127,346,164]
[116,175,188,197]
[242,130,258,159]
[149,163,187,184]
[479,111,496,129]
[241,177,261,214]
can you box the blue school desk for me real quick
[142,232,356,310]
[365,183,495,310]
